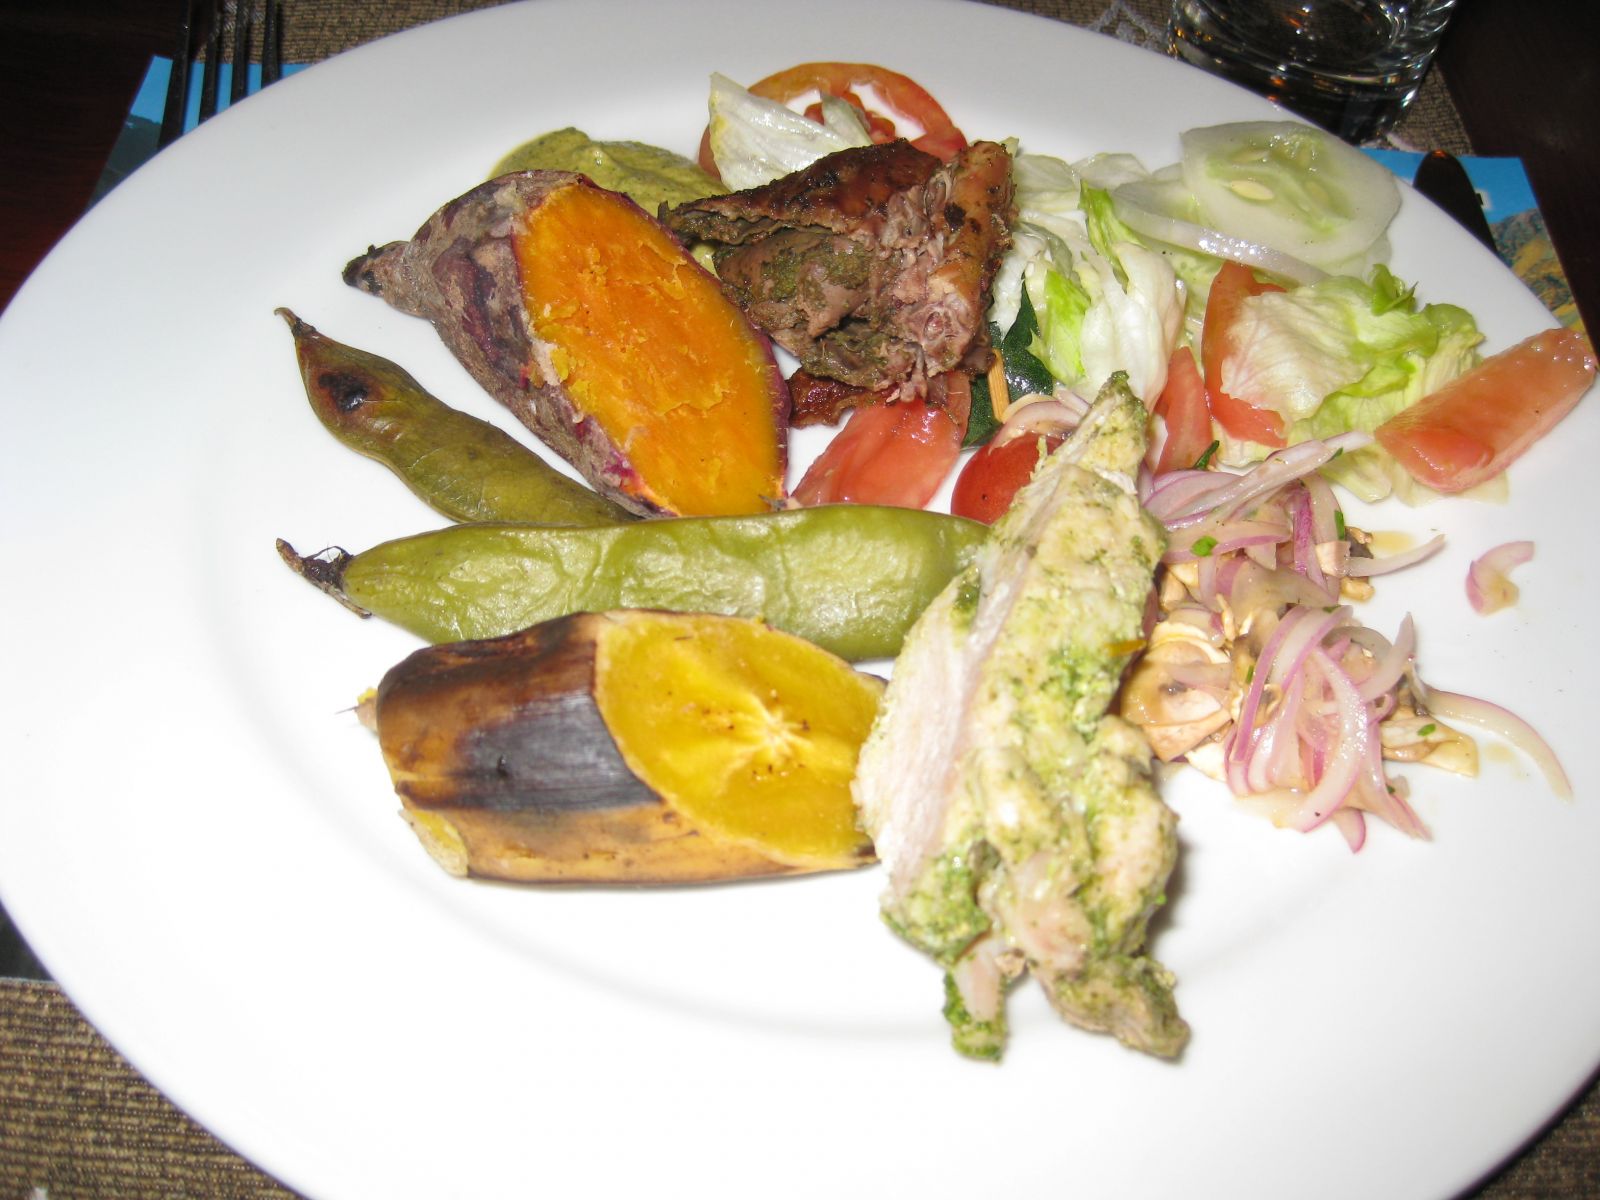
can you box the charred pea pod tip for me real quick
[276,538,370,617]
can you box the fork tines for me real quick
[158,0,286,148]
[263,0,283,85]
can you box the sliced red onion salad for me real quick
[1130,435,1569,849]
[1466,540,1535,614]
[1223,606,1431,846]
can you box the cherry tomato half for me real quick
[951,429,1067,524]
[1201,261,1287,448]
[699,61,968,177]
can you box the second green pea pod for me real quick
[277,506,988,663]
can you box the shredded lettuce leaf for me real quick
[1224,265,1481,428]
[706,73,871,190]
[1212,265,1484,499]
[991,153,1185,407]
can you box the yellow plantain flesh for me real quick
[372,610,884,884]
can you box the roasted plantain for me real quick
[372,610,884,884]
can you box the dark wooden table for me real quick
[2,1,1597,1196]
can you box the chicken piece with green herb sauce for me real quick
[853,375,1188,1061]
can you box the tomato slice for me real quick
[699,61,968,176]
[1374,328,1596,493]
[1201,260,1287,448]
[951,430,1067,524]
[1150,344,1213,474]
[792,375,970,508]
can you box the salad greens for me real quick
[991,151,1185,409]
[1271,268,1483,499]
[986,131,1481,498]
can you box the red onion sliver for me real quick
[1414,682,1572,799]
[1256,684,1306,791]
[1187,441,1336,522]
[1370,689,1397,722]
[1330,807,1367,852]
[1195,550,1220,607]
[1349,614,1415,704]
[1267,606,1350,690]
[1466,540,1534,614]
[1354,729,1430,839]
[1145,470,1244,525]
[992,397,1086,448]
[1315,539,1350,581]
[1228,559,1336,616]
[1291,489,1326,593]
[1285,647,1371,832]
[1303,473,1342,546]
[1345,533,1446,577]
[1324,431,1374,455]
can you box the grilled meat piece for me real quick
[666,138,942,244]
[786,369,893,428]
[664,139,1014,398]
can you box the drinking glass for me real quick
[1168,0,1459,142]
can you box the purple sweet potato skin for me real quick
[343,171,787,517]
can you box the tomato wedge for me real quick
[1201,261,1287,448]
[1150,344,1213,474]
[1374,327,1596,493]
[699,61,967,177]
[792,375,970,509]
[951,429,1067,524]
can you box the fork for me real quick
[157,0,285,148]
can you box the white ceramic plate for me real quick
[2,2,1595,1196]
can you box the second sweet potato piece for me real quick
[345,171,788,517]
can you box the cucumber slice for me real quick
[1111,164,1328,286]
[1180,121,1399,272]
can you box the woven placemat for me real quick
[0,980,302,1198]
[1,3,1572,1198]
[5,971,1599,1198]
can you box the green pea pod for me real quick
[279,308,631,527]
[276,506,987,662]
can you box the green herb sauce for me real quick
[491,127,724,211]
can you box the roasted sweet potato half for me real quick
[371,610,884,885]
[345,172,789,517]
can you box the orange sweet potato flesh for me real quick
[515,185,785,516]
[344,172,788,517]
